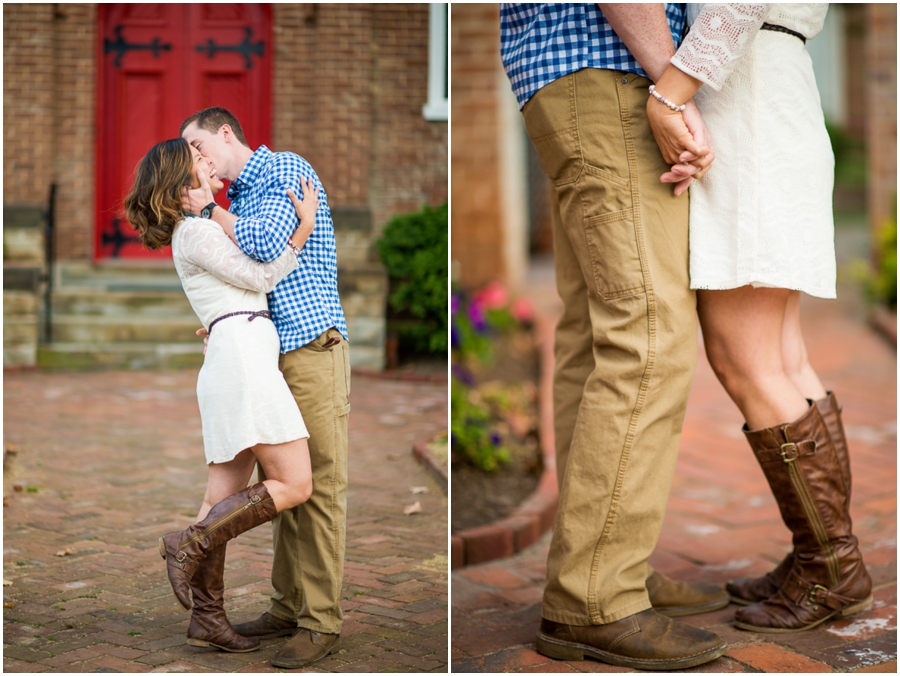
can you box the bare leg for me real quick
[697,287,809,430]
[252,438,313,512]
[196,438,312,520]
[197,449,258,520]
[781,290,827,400]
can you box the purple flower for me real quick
[451,295,460,316]
[452,364,475,387]
[490,432,502,447]
[451,323,460,349]
[468,300,486,332]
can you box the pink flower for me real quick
[511,297,534,323]
[474,281,508,310]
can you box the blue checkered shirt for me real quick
[230,145,348,353]
[501,3,686,109]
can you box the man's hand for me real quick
[659,100,715,197]
[196,327,209,356]
[182,168,215,216]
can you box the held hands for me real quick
[647,97,715,197]
[182,167,215,216]
[286,177,320,252]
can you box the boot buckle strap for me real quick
[175,550,188,563]
[780,442,799,463]
[807,584,829,605]
[249,494,261,504]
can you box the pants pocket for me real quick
[582,205,644,300]
[524,72,645,300]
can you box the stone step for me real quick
[55,261,181,290]
[51,288,195,317]
[49,315,202,344]
[37,342,204,371]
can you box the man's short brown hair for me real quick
[179,107,250,148]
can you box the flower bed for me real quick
[451,282,542,533]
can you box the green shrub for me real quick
[870,211,897,310]
[826,120,867,186]
[451,376,510,471]
[376,204,448,353]
[851,205,897,311]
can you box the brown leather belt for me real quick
[760,22,807,43]
[208,310,272,335]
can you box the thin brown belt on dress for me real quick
[208,310,272,335]
[760,22,807,43]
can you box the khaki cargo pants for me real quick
[258,327,350,634]
[522,68,698,625]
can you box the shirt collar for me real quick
[228,145,272,199]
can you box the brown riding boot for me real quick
[727,392,852,605]
[160,483,278,609]
[734,403,872,632]
[186,544,260,652]
[536,610,727,670]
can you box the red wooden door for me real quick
[96,4,271,260]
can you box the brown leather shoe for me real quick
[727,393,852,606]
[536,610,727,670]
[186,544,260,652]
[734,402,872,632]
[232,611,297,639]
[647,569,731,617]
[271,627,342,668]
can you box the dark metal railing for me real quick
[42,183,57,343]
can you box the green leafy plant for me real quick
[851,199,897,311]
[826,120,867,186]
[376,203,448,353]
[451,376,510,471]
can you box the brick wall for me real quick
[4,4,96,261]
[866,3,897,237]
[450,3,505,290]
[53,4,96,260]
[273,4,446,247]
[3,4,55,206]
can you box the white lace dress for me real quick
[172,217,309,464]
[672,4,836,298]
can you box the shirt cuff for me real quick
[234,216,256,255]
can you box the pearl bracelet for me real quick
[648,84,686,113]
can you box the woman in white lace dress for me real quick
[646,4,871,633]
[124,138,317,653]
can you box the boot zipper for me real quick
[780,438,841,587]
[178,495,261,552]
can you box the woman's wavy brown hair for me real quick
[124,138,194,250]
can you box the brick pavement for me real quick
[452,280,896,673]
[3,371,448,673]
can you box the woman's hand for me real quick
[647,65,711,195]
[659,100,716,197]
[287,177,320,252]
[183,167,215,215]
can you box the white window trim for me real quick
[423,3,448,121]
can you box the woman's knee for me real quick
[704,332,781,396]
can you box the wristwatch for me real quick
[200,202,218,219]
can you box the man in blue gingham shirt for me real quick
[501,4,686,109]
[181,107,351,667]
[227,145,348,351]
